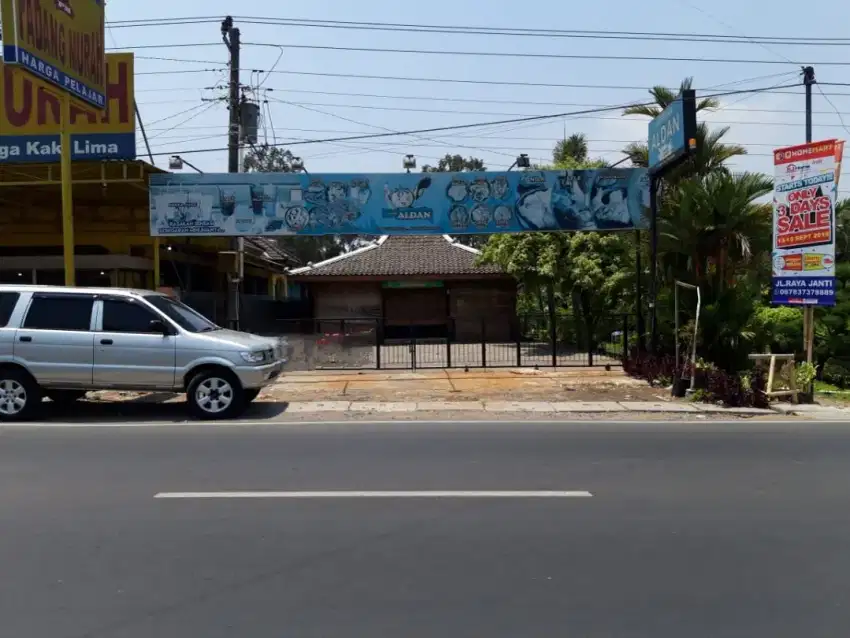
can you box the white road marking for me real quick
[154,490,593,499]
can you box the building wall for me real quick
[449,280,516,342]
[304,278,518,342]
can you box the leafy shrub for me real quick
[625,350,767,407]
[823,358,850,389]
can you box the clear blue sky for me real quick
[108,0,850,192]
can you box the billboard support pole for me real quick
[649,175,659,355]
[803,66,816,367]
[60,92,75,286]
[635,229,644,354]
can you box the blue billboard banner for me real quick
[149,169,650,237]
[771,276,835,307]
[648,90,697,175]
[0,133,135,162]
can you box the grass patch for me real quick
[815,380,850,404]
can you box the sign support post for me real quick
[803,66,816,368]
[646,89,698,355]
[60,93,75,286]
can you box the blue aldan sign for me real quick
[648,89,697,176]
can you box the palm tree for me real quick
[554,133,589,165]
[658,171,773,291]
[623,77,720,119]
[621,77,747,178]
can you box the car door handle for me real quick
[100,339,114,345]
[19,336,32,343]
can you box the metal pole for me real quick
[225,20,241,330]
[803,66,816,368]
[135,102,155,165]
[649,175,659,354]
[635,229,644,353]
[60,92,75,286]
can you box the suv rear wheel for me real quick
[187,369,246,420]
[0,369,41,422]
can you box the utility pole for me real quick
[802,66,816,368]
[222,16,241,330]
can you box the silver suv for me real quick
[0,286,288,421]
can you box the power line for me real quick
[251,69,844,95]
[144,82,801,157]
[271,96,850,128]
[264,86,850,116]
[104,15,850,46]
[242,42,850,67]
[108,39,850,66]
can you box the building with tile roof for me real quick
[289,235,517,341]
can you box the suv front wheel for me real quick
[0,368,41,422]
[187,369,246,420]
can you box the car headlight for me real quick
[240,350,266,364]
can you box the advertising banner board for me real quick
[0,52,135,163]
[772,139,843,306]
[149,169,650,237]
[1,0,106,108]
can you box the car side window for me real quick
[23,295,95,331]
[0,292,20,327]
[102,299,160,334]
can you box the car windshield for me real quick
[144,295,220,333]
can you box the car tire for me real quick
[0,368,42,422]
[187,368,246,420]
[46,390,87,408]
[243,388,261,404]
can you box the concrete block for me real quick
[416,402,485,411]
[484,401,555,413]
[349,402,418,413]
[551,402,626,413]
[286,401,351,413]
[619,401,699,413]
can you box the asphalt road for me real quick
[2,420,850,638]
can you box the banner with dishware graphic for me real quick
[149,169,650,237]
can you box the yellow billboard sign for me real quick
[0,52,134,163]
[1,0,106,108]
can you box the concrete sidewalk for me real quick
[282,400,774,416]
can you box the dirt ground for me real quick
[259,368,670,404]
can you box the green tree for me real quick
[241,144,355,264]
[242,145,297,173]
[553,133,589,165]
[422,154,486,172]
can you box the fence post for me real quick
[622,314,630,366]
[516,317,522,367]
[410,323,417,371]
[480,318,487,368]
[547,284,557,368]
[587,318,594,367]
[375,318,382,370]
[446,318,452,369]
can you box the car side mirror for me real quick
[149,319,169,335]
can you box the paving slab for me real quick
[693,405,776,415]
[619,401,699,413]
[416,401,485,411]
[551,401,626,413]
[345,380,453,393]
[349,402,419,413]
[484,401,556,413]
[285,402,351,413]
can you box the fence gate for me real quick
[278,315,635,372]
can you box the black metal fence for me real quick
[276,314,636,371]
